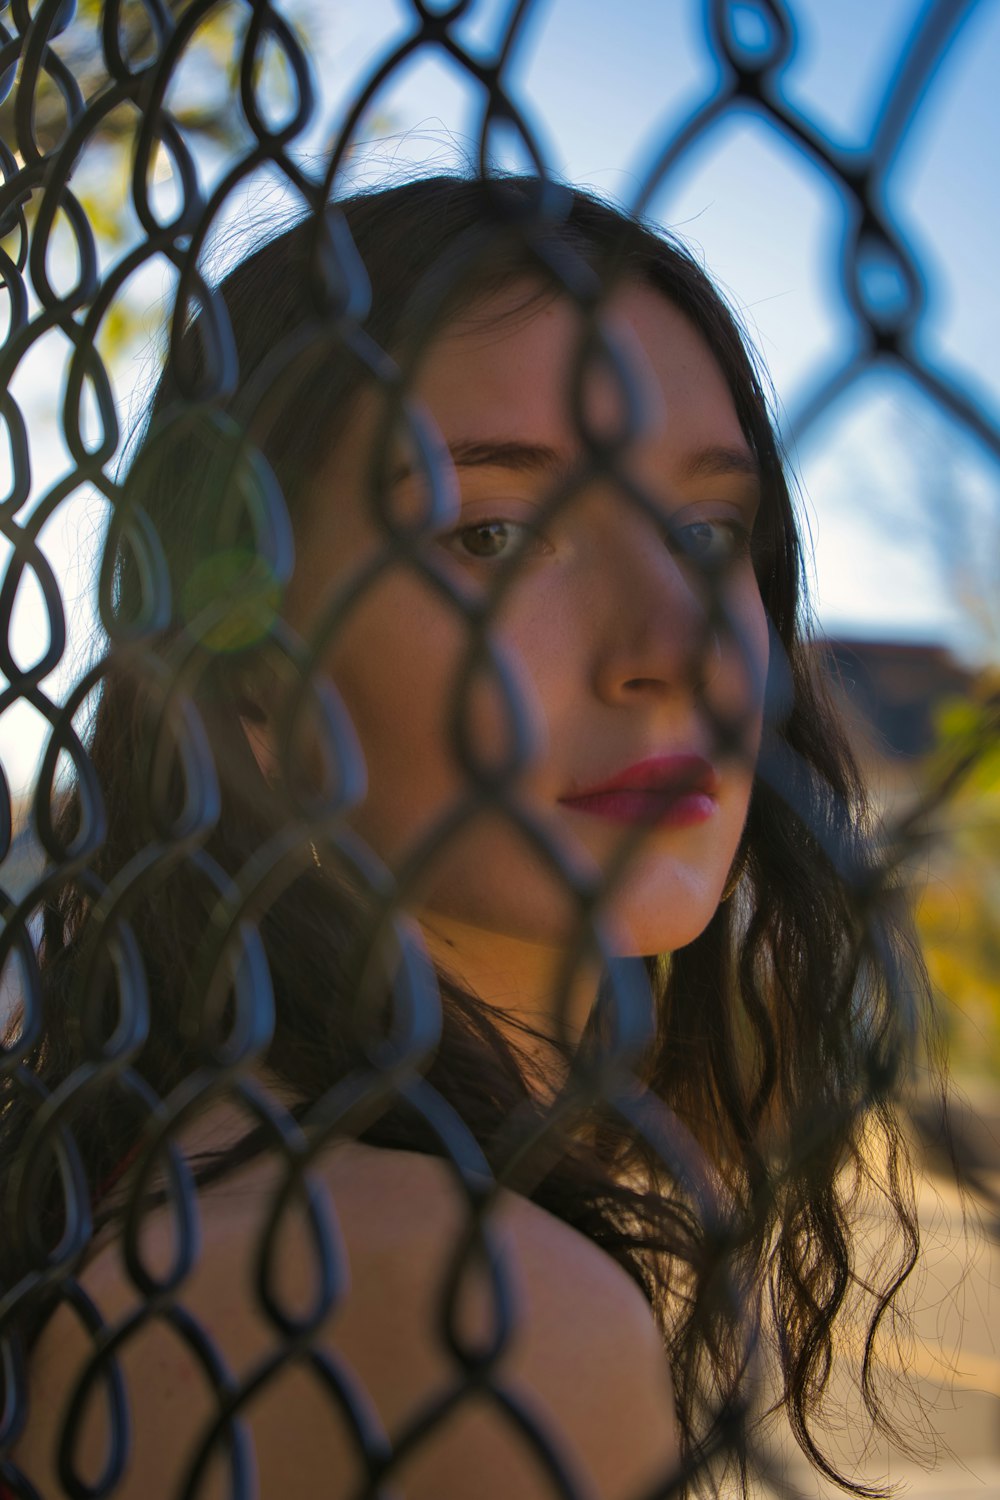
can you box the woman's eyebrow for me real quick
[390,440,761,487]
[449,438,569,473]
[677,445,761,484]
[390,439,570,485]
[442,441,762,485]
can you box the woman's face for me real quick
[287,280,769,958]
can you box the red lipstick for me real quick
[558,755,718,828]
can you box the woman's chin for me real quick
[597,875,729,956]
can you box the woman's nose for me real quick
[589,517,730,707]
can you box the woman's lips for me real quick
[557,754,718,828]
[558,788,716,827]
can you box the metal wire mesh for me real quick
[1,1,998,1497]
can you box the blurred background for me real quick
[1,0,998,1492]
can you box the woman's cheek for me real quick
[325,575,488,855]
[712,576,769,742]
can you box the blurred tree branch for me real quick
[1,0,323,363]
[913,681,1000,1077]
[1,0,313,164]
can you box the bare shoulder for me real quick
[16,1138,680,1499]
[321,1137,669,1344]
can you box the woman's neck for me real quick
[415,909,605,1052]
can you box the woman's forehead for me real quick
[330,279,753,494]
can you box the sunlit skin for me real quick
[262,281,770,1056]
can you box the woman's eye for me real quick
[673,519,752,566]
[447,518,536,562]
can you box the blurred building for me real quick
[816,634,977,810]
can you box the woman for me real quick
[1,175,924,1497]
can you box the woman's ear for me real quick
[236,690,280,786]
[232,659,348,803]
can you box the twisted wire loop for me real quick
[0,0,994,1497]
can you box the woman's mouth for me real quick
[557,755,718,828]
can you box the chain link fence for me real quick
[1,1,998,1496]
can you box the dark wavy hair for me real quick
[2,175,928,1495]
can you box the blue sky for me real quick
[2,0,999,793]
